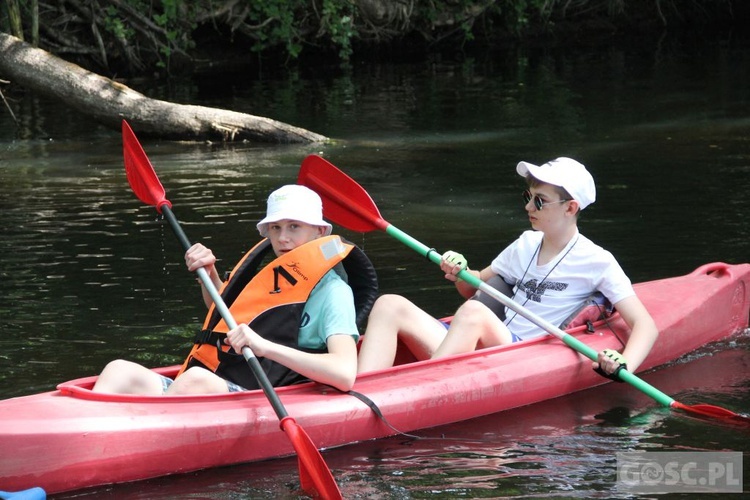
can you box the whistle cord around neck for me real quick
[505,235,580,327]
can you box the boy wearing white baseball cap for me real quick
[358,158,657,381]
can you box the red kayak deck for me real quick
[1,262,748,494]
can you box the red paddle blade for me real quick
[121,120,172,212]
[280,417,343,499]
[672,401,750,424]
[298,155,388,233]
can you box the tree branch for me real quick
[0,33,328,143]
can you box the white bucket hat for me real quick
[256,184,332,237]
[516,157,596,210]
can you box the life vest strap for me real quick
[194,329,225,346]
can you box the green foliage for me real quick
[102,6,134,42]
[10,0,744,76]
[241,0,355,60]
[321,0,355,60]
[247,0,303,58]
[152,0,197,68]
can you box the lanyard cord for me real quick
[505,235,580,328]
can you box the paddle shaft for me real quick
[383,223,676,408]
[160,205,290,419]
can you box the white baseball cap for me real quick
[516,157,596,210]
[256,184,332,237]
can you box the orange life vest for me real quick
[178,235,372,390]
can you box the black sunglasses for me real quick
[523,190,571,210]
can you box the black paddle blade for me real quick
[121,120,171,211]
[298,155,388,233]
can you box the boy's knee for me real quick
[373,294,414,313]
[178,366,210,383]
[373,294,400,307]
[455,299,491,318]
[169,367,226,395]
[451,300,500,331]
[101,358,132,373]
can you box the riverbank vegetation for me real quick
[1,0,746,79]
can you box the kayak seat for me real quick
[337,243,379,328]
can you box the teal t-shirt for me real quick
[297,269,359,350]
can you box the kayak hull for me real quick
[1,262,748,494]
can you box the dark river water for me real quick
[1,34,749,498]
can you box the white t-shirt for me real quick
[490,230,634,340]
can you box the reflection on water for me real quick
[2,37,749,497]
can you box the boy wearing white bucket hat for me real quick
[358,158,657,381]
[255,184,333,238]
[94,185,375,395]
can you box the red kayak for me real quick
[1,262,748,495]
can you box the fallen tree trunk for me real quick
[0,33,328,143]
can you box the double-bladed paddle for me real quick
[121,121,342,499]
[298,154,750,425]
